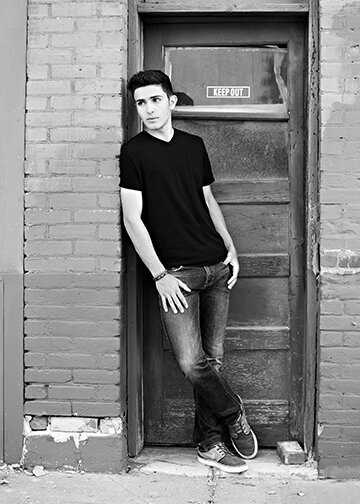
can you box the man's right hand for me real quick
[155,274,191,314]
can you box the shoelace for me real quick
[214,443,228,458]
[233,411,251,436]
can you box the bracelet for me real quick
[153,270,168,282]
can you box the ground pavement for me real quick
[1,448,360,504]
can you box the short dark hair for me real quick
[128,70,174,98]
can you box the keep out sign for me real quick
[206,86,250,98]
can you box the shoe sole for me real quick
[197,455,248,474]
[231,428,259,460]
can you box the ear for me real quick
[169,94,178,109]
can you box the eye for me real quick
[153,97,161,103]
[136,100,145,107]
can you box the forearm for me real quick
[208,199,236,252]
[124,217,165,277]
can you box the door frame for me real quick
[126,0,320,459]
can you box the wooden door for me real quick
[142,18,305,447]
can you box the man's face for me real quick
[133,84,177,132]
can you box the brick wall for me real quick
[319,0,360,478]
[24,1,127,420]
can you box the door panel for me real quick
[143,19,305,447]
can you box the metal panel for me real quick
[0,0,27,464]
[0,278,4,461]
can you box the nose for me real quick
[146,101,155,115]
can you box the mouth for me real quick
[147,117,158,122]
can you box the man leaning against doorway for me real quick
[120,70,258,473]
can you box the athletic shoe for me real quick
[197,441,248,473]
[228,395,258,459]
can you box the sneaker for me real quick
[228,395,258,460]
[197,442,248,473]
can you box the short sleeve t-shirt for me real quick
[120,128,227,268]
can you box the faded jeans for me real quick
[159,261,240,449]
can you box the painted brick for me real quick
[28,4,49,18]
[51,65,97,79]
[98,225,120,240]
[25,319,120,338]
[99,160,119,175]
[72,176,119,192]
[73,111,121,128]
[25,178,72,192]
[26,128,47,142]
[50,95,97,110]
[25,305,120,321]
[28,33,49,48]
[99,96,122,111]
[49,159,97,174]
[75,241,120,256]
[77,18,123,32]
[49,193,97,208]
[25,257,96,273]
[320,362,342,379]
[52,3,97,17]
[25,368,72,383]
[72,144,120,160]
[100,64,123,79]
[25,193,48,208]
[100,258,122,272]
[50,225,97,239]
[100,3,125,17]
[28,49,72,65]
[26,96,48,111]
[25,288,119,306]
[48,385,97,400]
[25,226,47,241]
[73,370,120,384]
[50,417,98,432]
[25,241,72,256]
[25,0,126,457]
[25,385,48,399]
[27,64,48,79]
[74,49,124,65]
[25,209,71,225]
[25,272,120,289]
[27,79,71,95]
[28,19,75,33]
[27,112,72,127]
[74,79,122,95]
[25,352,47,367]
[51,33,97,48]
[72,401,120,417]
[74,209,119,223]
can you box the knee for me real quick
[179,355,208,380]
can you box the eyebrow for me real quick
[135,94,163,103]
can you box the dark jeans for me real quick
[159,261,240,449]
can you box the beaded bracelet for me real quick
[153,270,168,282]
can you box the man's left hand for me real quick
[223,247,239,290]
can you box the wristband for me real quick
[153,270,168,282]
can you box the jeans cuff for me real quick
[198,436,222,451]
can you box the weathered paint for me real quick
[0,0,26,464]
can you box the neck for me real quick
[144,120,174,143]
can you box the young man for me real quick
[120,70,258,473]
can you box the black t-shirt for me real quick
[120,128,227,268]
